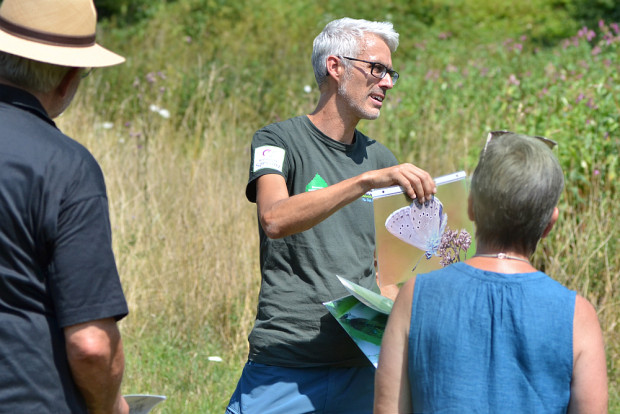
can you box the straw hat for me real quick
[0,0,124,67]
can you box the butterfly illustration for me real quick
[385,197,448,263]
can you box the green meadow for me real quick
[60,1,618,412]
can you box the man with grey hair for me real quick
[226,17,436,413]
[375,132,608,413]
[0,0,129,412]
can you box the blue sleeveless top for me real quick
[408,262,575,413]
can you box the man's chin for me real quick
[363,110,381,121]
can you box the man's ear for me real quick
[325,55,343,82]
[541,207,559,238]
[56,68,80,98]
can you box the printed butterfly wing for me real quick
[384,197,448,259]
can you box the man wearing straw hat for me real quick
[0,0,129,413]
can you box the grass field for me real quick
[57,1,618,412]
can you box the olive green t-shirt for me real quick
[246,116,398,367]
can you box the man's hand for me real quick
[113,396,130,414]
[363,163,436,203]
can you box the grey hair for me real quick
[470,132,564,255]
[311,17,399,88]
[0,52,71,93]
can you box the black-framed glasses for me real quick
[340,56,399,85]
[482,130,557,159]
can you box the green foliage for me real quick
[95,0,167,24]
[556,0,620,29]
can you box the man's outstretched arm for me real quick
[256,163,436,239]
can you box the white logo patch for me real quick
[253,145,285,172]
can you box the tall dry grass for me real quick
[543,188,620,404]
[59,70,262,410]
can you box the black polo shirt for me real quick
[0,84,128,412]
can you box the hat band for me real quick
[0,15,96,47]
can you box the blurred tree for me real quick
[553,0,620,28]
[94,0,168,24]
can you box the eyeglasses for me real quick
[340,56,399,85]
[482,130,557,159]
[80,68,95,79]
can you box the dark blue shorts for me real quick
[225,360,375,414]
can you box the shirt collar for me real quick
[0,83,57,128]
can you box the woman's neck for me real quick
[466,247,536,274]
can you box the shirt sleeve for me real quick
[245,128,290,203]
[47,158,127,328]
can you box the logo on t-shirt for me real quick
[306,174,327,192]
[253,145,286,172]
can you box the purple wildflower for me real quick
[604,33,614,45]
[425,70,440,81]
[437,228,472,267]
[578,26,596,41]
[578,27,586,37]
[507,74,520,86]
